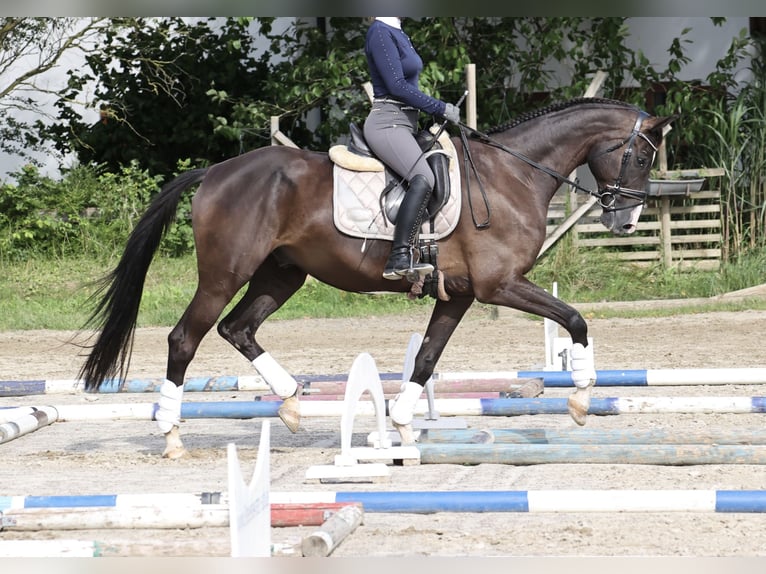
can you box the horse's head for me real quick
[588,112,676,235]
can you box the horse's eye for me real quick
[637,157,647,168]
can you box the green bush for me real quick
[0,160,197,262]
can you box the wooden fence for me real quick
[546,173,724,270]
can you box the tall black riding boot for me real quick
[383,174,435,281]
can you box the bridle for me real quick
[459,109,658,214]
[593,111,658,212]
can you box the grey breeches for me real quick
[363,101,435,189]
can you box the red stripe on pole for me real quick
[270,502,362,527]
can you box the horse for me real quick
[77,97,674,458]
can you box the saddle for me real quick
[329,123,461,242]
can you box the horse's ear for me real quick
[644,114,679,139]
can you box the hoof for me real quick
[278,394,301,433]
[567,388,591,426]
[393,422,416,445]
[162,427,187,458]
[162,445,188,459]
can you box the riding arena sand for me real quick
[2,291,766,570]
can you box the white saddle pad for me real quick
[331,131,461,242]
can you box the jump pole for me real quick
[271,489,766,513]
[418,427,766,445]
[415,442,766,465]
[0,505,230,530]
[0,539,109,558]
[0,406,57,444]
[5,367,766,397]
[0,492,226,509]
[0,493,361,530]
[6,490,766,516]
[11,396,766,423]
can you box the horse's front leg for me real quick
[389,296,474,444]
[566,340,597,426]
[481,276,596,426]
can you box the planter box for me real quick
[646,178,705,197]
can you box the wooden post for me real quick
[660,197,672,267]
[270,116,299,148]
[270,116,280,146]
[466,63,477,129]
[656,125,672,267]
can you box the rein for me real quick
[458,126,491,229]
[457,110,655,217]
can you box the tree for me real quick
[0,17,108,165]
[35,17,754,180]
[46,17,275,179]
[207,18,652,151]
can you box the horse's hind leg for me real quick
[217,256,308,432]
[389,296,475,444]
[160,276,246,458]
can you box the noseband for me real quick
[463,110,657,213]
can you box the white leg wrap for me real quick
[389,381,424,426]
[570,343,596,389]
[156,379,183,434]
[252,352,298,399]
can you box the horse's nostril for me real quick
[622,223,636,234]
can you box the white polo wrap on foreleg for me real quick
[570,343,596,389]
[389,381,424,426]
[252,352,298,399]
[156,379,184,433]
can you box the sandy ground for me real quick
[2,301,766,558]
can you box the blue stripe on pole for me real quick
[478,397,621,416]
[715,490,766,512]
[0,380,46,397]
[183,376,239,392]
[752,397,766,413]
[334,490,529,513]
[180,401,280,418]
[120,379,161,393]
[24,495,118,508]
[480,397,567,415]
[96,379,122,393]
[517,370,649,387]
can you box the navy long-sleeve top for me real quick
[365,19,446,117]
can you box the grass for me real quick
[0,254,432,331]
[1,245,766,331]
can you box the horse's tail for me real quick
[78,168,209,391]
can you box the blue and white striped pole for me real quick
[4,490,766,513]
[0,492,224,510]
[273,489,766,513]
[4,396,766,424]
[4,367,766,396]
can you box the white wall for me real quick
[624,17,752,85]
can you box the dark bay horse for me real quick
[78,97,674,457]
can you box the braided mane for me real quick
[486,97,640,135]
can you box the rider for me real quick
[363,17,461,280]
